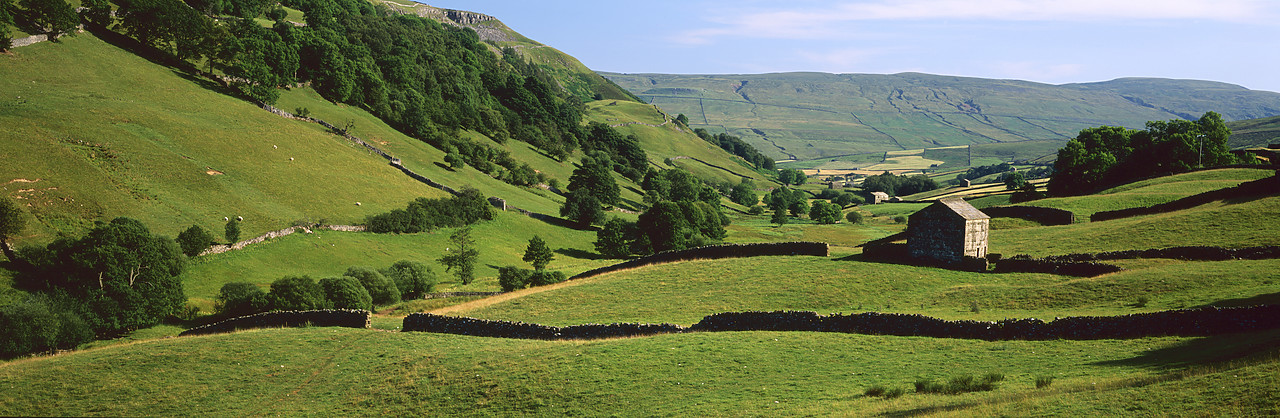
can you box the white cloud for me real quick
[674,0,1275,44]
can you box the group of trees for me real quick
[777,168,807,185]
[497,235,564,291]
[861,171,939,197]
[7,0,79,45]
[4,218,187,357]
[1049,112,1237,196]
[592,168,729,258]
[693,129,775,171]
[216,260,435,316]
[365,188,496,233]
[75,0,638,191]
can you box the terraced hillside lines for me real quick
[0,34,446,244]
[602,72,1280,162]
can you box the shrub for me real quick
[1135,296,1150,308]
[1035,375,1055,389]
[176,224,214,257]
[318,276,372,311]
[845,211,863,224]
[344,266,400,306]
[885,387,905,399]
[0,295,93,358]
[893,215,907,224]
[809,201,842,224]
[864,385,887,397]
[914,379,945,394]
[529,270,567,287]
[747,205,764,215]
[268,276,328,311]
[382,260,436,299]
[225,219,241,243]
[498,266,533,292]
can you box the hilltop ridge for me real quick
[601,71,1280,161]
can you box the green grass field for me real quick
[0,33,446,245]
[2,326,1276,416]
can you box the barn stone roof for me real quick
[935,198,990,220]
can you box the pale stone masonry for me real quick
[906,198,990,263]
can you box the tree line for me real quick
[693,128,775,171]
[1049,112,1238,196]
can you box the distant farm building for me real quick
[907,198,990,263]
[869,191,889,204]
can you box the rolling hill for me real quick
[600,72,1280,162]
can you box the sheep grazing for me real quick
[355,202,361,206]
[289,157,294,161]
[224,217,229,221]
[237,216,243,221]
[273,145,278,149]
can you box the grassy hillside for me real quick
[1227,114,1280,149]
[0,33,448,246]
[1003,169,1272,222]
[601,72,1280,163]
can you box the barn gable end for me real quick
[906,198,990,263]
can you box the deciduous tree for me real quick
[522,235,554,270]
[438,227,479,285]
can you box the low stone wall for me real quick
[1042,245,1280,263]
[401,313,683,340]
[568,242,829,281]
[179,309,370,337]
[401,305,1280,341]
[982,206,1075,225]
[422,291,504,299]
[995,245,1280,277]
[992,256,1124,277]
[689,307,1280,340]
[197,224,365,256]
[1091,172,1279,221]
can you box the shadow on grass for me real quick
[524,211,599,232]
[1200,292,1280,308]
[433,161,455,171]
[82,23,232,99]
[554,247,609,261]
[1092,329,1280,371]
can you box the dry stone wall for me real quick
[568,242,829,281]
[401,305,1280,341]
[179,309,370,336]
[1091,170,1279,221]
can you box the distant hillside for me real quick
[601,72,1280,162]
[1227,115,1280,149]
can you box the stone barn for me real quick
[906,198,990,263]
[869,191,889,204]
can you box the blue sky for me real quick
[421,0,1280,93]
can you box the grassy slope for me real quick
[0,33,448,245]
[1227,114,1280,148]
[1,326,1277,416]
[1006,168,1273,221]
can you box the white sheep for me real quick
[237,216,243,221]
